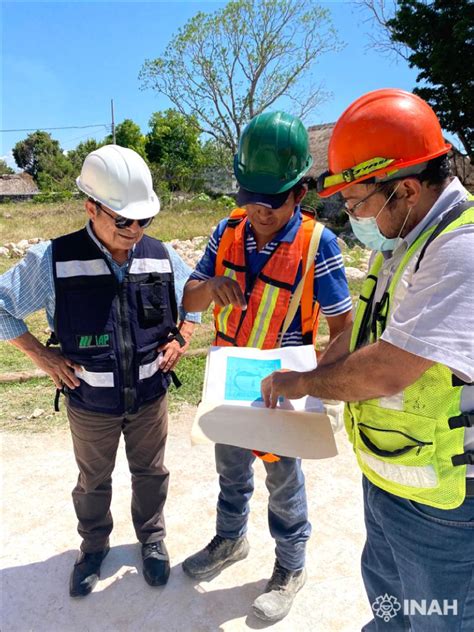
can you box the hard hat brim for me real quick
[318,145,451,198]
[236,187,291,209]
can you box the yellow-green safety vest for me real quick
[345,198,474,509]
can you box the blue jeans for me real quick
[361,476,474,631]
[215,444,311,571]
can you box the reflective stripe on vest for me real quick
[213,208,320,349]
[52,228,177,415]
[56,259,110,278]
[345,199,474,509]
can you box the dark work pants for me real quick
[67,395,169,553]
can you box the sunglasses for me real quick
[95,202,154,229]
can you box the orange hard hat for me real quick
[317,89,451,198]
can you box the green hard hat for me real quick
[234,111,313,194]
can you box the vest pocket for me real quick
[136,346,170,403]
[69,352,120,411]
[137,283,169,327]
[356,404,436,466]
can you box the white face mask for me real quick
[349,184,412,251]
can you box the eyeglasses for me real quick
[342,187,381,218]
[95,202,154,229]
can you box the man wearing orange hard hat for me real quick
[261,89,474,630]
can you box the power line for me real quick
[0,124,109,133]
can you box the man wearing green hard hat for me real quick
[182,111,352,622]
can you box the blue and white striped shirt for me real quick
[189,207,352,346]
[0,222,200,340]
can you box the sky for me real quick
[1,0,448,170]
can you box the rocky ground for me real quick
[0,234,370,279]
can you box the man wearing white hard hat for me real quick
[0,145,199,596]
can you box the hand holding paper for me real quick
[191,345,338,460]
[261,369,308,408]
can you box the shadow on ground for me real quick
[2,544,278,631]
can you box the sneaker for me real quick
[69,545,110,597]
[252,559,307,622]
[142,541,170,587]
[182,534,249,581]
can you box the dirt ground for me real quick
[1,405,372,631]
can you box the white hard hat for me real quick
[76,145,160,219]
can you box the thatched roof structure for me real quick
[0,173,39,196]
[307,123,335,180]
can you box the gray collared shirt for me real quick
[367,178,474,475]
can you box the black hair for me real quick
[377,154,451,200]
[416,154,452,186]
[291,178,309,199]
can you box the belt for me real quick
[466,478,474,498]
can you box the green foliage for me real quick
[193,192,211,203]
[0,159,15,175]
[32,190,74,204]
[146,109,204,191]
[301,189,325,216]
[216,195,235,209]
[201,139,233,170]
[387,0,473,159]
[105,119,147,158]
[168,355,206,408]
[140,0,340,152]
[67,138,104,172]
[12,131,75,191]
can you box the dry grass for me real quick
[0,199,365,431]
[0,198,229,244]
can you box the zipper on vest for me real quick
[358,423,433,457]
[117,278,136,413]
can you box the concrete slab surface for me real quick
[1,405,372,631]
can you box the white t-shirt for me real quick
[373,179,474,476]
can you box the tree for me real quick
[140,0,340,153]
[68,138,103,172]
[105,119,147,158]
[146,110,204,191]
[0,159,15,175]
[12,131,74,190]
[360,0,473,160]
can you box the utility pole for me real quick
[111,99,116,144]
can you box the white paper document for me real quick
[191,345,338,460]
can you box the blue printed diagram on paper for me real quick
[224,357,282,402]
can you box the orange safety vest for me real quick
[214,207,322,463]
[213,208,320,349]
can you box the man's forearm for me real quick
[183,280,213,312]
[318,324,352,367]
[9,331,81,388]
[301,340,433,402]
[9,331,49,364]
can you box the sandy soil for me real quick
[1,405,371,631]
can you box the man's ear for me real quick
[294,183,308,205]
[85,199,97,222]
[400,178,422,207]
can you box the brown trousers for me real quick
[67,394,169,553]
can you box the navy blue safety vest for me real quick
[52,228,178,415]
